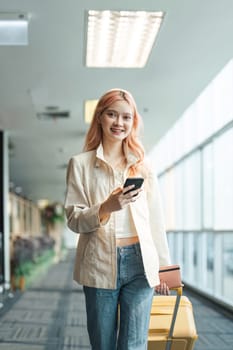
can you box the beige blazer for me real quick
[64,144,171,289]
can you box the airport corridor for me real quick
[0,249,232,350]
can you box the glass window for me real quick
[203,142,214,229]
[223,232,233,304]
[196,232,208,288]
[151,60,233,309]
[193,233,198,283]
[174,164,184,230]
[160,170,175,231]
[183,233,195,283]
[183,151,201,230]
[206,233,214,293]
[183,107,197,155]
[213,128,233,229]
[213,59,233,133]
[196,85,214,144]
[173,119,184,163]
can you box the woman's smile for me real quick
[110,126,125,135]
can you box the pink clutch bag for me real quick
[159,264,182,288]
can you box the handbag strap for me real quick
[165,286,182,350]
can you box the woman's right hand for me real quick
[99,185,142,221]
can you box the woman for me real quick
[65,89,171,350]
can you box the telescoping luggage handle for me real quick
[165,286,183,350]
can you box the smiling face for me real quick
[99,100,134,144]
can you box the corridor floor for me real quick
[0,249,232,350]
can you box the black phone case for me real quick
[123,177,144,194]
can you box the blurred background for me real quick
[0,0,232,315]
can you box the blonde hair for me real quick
[83,89,145,175]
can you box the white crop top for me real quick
[115,206,138,239]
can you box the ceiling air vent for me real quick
[37,106,70,120]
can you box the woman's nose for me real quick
[114,115,123,125]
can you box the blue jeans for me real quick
[83,243,154,350]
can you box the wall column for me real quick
[0,130,10,298]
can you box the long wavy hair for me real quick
[83,89,145,175]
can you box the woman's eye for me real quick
[123,115,132,121]
[107,112,116,118]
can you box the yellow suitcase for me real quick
[148,287,198,350]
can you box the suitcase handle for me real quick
[165,286,183,350]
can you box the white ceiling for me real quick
[0,0,232,203]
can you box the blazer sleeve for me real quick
[146,163,171,266]
[64,157,102,234]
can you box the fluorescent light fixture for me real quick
[86,10,164,68]
[84,99,99,123]
[0,12,29,45]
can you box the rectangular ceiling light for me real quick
[0,12,29,45]
[86,10,164,68]
[84,99,99,123]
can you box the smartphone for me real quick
[123,177,144,194]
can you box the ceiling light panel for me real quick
[86,10,164,68]
[0,12,29,45]
[84,99,99,123]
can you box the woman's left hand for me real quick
[155,281,170,295]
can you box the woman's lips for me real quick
[110,127,124,134]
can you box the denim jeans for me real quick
[83,243,154,350]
